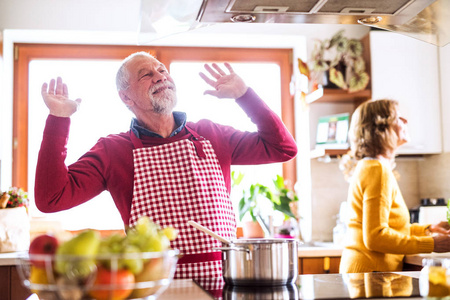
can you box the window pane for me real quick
[28,59,128,230]
[170,62,284,223]
[28,59,285,230]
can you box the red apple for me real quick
[88,266,135,300]
[29,234,59,268]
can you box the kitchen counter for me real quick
[0,243,344,266]
[0,251,27,266]
[0,251,430,300]
[405,252,450,267]
[11,272,427,300]
[298,242,343,257]
[173,271,424,300]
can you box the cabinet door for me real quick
[11,266,31,300]
[0,265,31,300]
[370,31,441,154]
[0,266,11,299]
[301,257,341,274]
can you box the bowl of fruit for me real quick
[17,217,179,300]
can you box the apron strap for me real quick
[185,125,206,159]
[129,130,144,149]
[129,126,207,159]
[178,251,222,264]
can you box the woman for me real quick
[339,99,450,273]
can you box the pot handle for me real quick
[212,246,249,253]
[212,246,252,260]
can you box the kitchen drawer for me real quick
[0,265,31,300]
[299,257,341,274]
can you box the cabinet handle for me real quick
[324,256,330,274]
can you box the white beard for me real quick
[149,83,177,115]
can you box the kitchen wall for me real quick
[310,157,422,241]
[308,41,450,242]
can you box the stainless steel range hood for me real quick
[195,0,449,46]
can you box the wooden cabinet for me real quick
[312,31,443,156]
[299,256,341,274]
[309,33,372,157]
[0,265,31,300]
[315,89,371,105]
[370,30,441,154]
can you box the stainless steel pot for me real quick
[214,238,298,286]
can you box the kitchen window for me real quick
[14,44,296,230]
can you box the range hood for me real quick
[194,0,449,46]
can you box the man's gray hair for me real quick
[116,51,156,91]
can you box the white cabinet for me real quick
[370,30,441,154]
[440,43,450,152]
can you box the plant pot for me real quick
[242,221,265,238]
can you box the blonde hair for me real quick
[349,99,399,160]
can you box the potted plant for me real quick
[302,29,370,93]
[238,183,269,238]
[0,187,30,252]
[236,174,299,238]
[265,175,300,239]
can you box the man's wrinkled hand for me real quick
[199,63,248,99]
[41,77,82,117]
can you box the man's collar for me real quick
[130,111,187,138]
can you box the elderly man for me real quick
[35,51,297,284]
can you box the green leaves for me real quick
[447,201,450,225]
[237,175,298,222]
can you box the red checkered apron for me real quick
[128,126,236,286]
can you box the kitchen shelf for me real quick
[324,149,350,156]
[314,88,371,104]
[311,148,350,158]
[310,89,371,158]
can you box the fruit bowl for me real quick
[16,250,179,300]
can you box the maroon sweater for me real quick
[35,88,297,225]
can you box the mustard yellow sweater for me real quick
[339,159,434,273]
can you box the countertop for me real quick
[0,251,27,266]
[162,271,425,300]
[4,247,449,267]
[20,272,427,300]
[405,252,450,266]
[0,250,434,300]
[0,243,344,267]
[298,241,343,257]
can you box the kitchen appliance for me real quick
[418,198,448,224]
[214,238,298,286]
[141,0,450,46]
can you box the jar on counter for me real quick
[419,258,450,299]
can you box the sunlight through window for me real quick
[28,59,284,230]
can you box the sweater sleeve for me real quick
[34,115,108,213]
[361,163,434,255]
[229,88,297,164]
[410,223,431,236]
